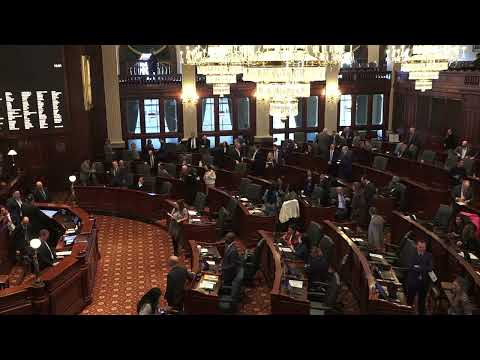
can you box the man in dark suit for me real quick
[11,216,32,260]
[338,146,353,181]
[144,149,158,175]
[455,140,476,160]
[110,161,123,187]
[316,128,332,159]
[393,142,408,158]
[118,160,129,186]
[405,127,421,148]
[230,142,242,164]
[251,144,266,176]
[164,256,195,311]
[306,246,329,283]
[350,182,368,227]
[331,187,350,221]
[32,181,49,203]
[36,229,57,271]
[6,190,24,226]
[222,232,243,285]
[198,134,211,150]
[187,132,199,152]
[341,127,354,147]
[452,179,474,205]
[272,144,284,166]
[145,139,155,153]
[130,176,146,191]
[406,238,433,315]
[449,159,467,186]
[327,144,339,176]
[331,130,345,149]
[361,176,377,208]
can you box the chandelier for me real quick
[386,45,464,92]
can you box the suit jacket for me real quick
[351,191,368,226]
[406,132,420,147]
[37,240,56,271]
[272,149,284,166]
[307,255,329,283]
[187,137,199,152]
[452,184,474,203]
[198,138,210,150]
[144,152,159,170]
[338,151,353,180]
[331,134,345,148]
[165,265,193,308]
[363,181,377,206]
[6,197,23,226]
[229,148,242,163]
[130,182,146,192]
[341,131,354,147]
[110,167,124,187]
[406,251,433,288]
[455,146,475,159]
[33,188,49,203]
[443,134,457,151]
[222,241,242,284]
[12,223,33,253]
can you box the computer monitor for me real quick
[64,235,77,246]
[40,209,58,218]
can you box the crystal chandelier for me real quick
[387,45,464,92]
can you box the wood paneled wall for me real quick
[394,71,480,148]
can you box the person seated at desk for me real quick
[443,128,457,152]
[449,159,467,186]
[362,139,373,152]
[32,181,49,203]
[447,214,466,246]
[368,207,385,252]
[306,246,329,284]
[222,232,243,286]
[0,206,15,234]
[165,256,195,312]
[393,142,408,158]
[265,151,275,169]
[448,277,473,315]
[406,238,433,315]
[282,224,302,248]
[303,169,315,197]
[168,200,189,256]
[80,159,97,186]
[137,287,162,315]
[7,190,24,226]
[352,131,361,148]
[361,175,377,208]
[455,140,476,160]
[130,176,146,191]
[457,222,480,263]
[36,229,57,271]
[304,143,314,156]
[263,183,280,216]
[452,179,474,205]
[316,174,332,206]
[118,160,129,185]
[331,187,350,221]
[203,164,216,194]
[338,146,353,181]
[351,182,368,227]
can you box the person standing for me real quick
[406,238,433,315]
[203,164,216,194]
[221,232,243,286]
[167,200,189,256]
[165,256,194,312]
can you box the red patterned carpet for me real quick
[81,215,272,315]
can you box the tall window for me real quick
[199,96,253,147]
[122,97,182,149]
[372,94,384,125]
[339,95,352,127]
[306,96,318,127]
[355,95,368,126]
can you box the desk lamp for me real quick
[29,238,43,286]
[69,175,77,206]
[7,149,17,174]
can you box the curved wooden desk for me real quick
[0,203,98,315]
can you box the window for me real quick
[165,137,179,144]
[127,139,142,151]
[306,96,318,127]
[273,133,285,146]
[206,136,216,148]
[306,132,317,142]
[355,95,368,126]
[164,99,178,132]
[219,97,232,131]
[144,99,160,133]
[238,97,250,129]
[126,100,141,134]
[273,116,286,129]
[372,94,384,125]
[339,95,352,127]
[202,98,215,132]
[219,135,234,145]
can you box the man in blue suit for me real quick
[406,238,433,315]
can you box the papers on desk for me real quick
[249,209,264,215]
[456,201,467,206]
[458,252,479,260]
[199,280,216,290]
[56,251,72,256]
[370,253,384,260]
[279,247,293,253]
[40,209,58,218]
[240,197,249,202]
[64,235,77,245]
[206,260,216,266]
[428,271,438,283]
[190,218,201,222]
[203,274,218,282]
[188,210,198,216]
[289,280,303,289]
[352,237,364,243]
[200,248,209,254]
[147,192,156,196]
[65,228,76,235]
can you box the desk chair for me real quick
[192,192,207,212]
[234,162,247,176]
[371,139,383,151]
[444,156,458,171]
[319,235,335,266]
[218,266,245,314]
[201,154,214,166]
[246,183,263,203]
[176,143,187,154]
[464,158,475,176]
[142,176,156,193]
[384,237,417,283]
[239,177,252,198]
[372,156,388,171]
[163,163,177,178]
[420,150,436,164]
[243,239,265,285]
[93,161,105,175]
[431,204,453,233]
[309,272,342,315]
[307,221,323,248]
[158,181,172,196]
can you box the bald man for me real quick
[6,190,24,226]
[164,256,195,311]
[33,181,49,203]
[36,229,57,271]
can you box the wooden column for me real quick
[324,64,340,132]
[182,64,198,139]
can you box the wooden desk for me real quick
[390,210,480,310]
[259,230,310,315]
[0,203,99,315]
[298,197,335,228]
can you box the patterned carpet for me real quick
[81,215,273,315]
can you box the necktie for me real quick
[150,155,154,167]
[41,190,46,200]
[330,150,333,160]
